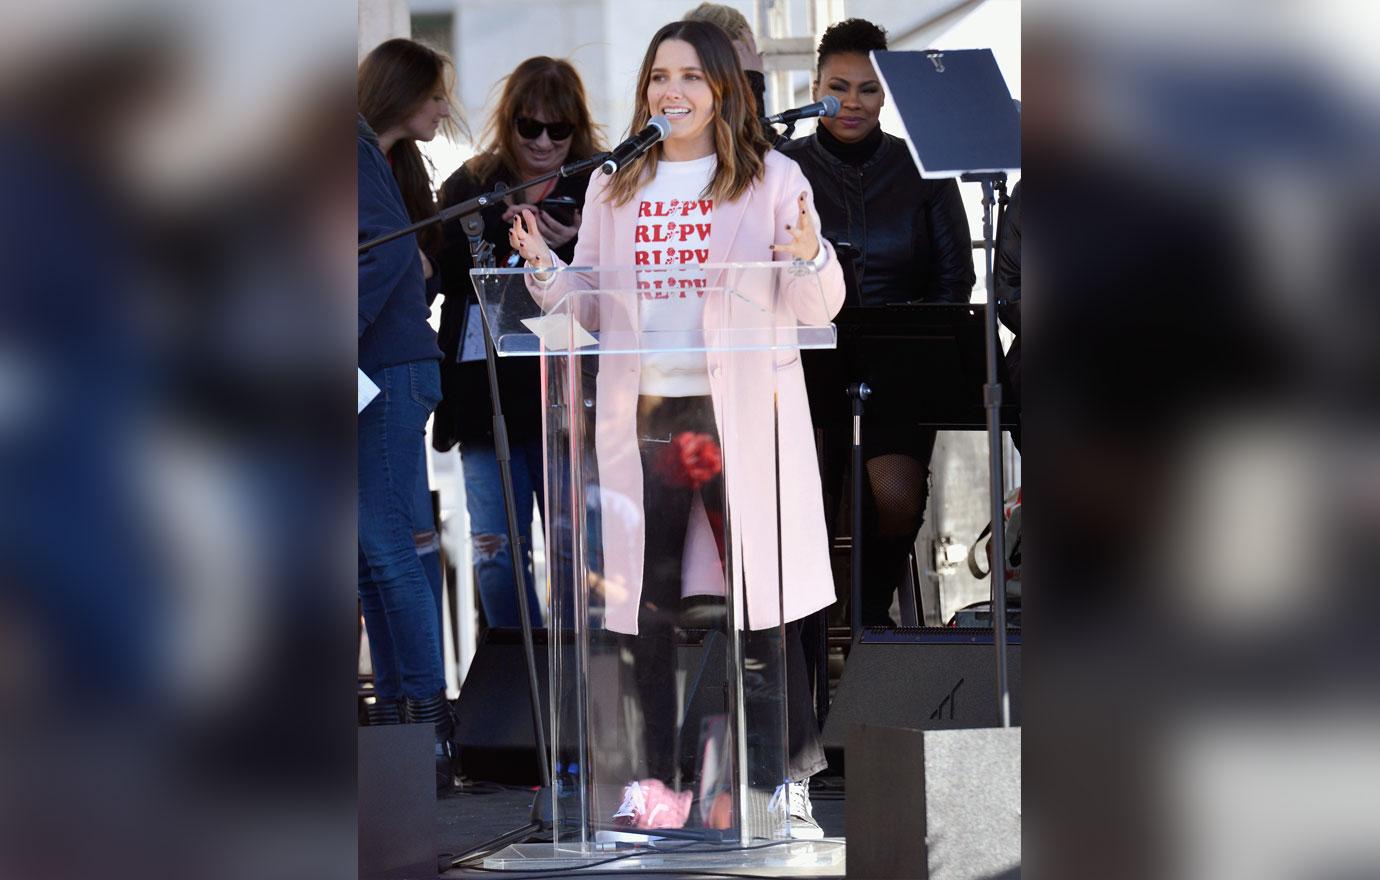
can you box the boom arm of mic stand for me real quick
[359,184,509,255]
[358,154,609,254]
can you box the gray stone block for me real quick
[846,725,1020,879]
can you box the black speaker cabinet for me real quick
[822,628,1021,772]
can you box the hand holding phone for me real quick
[539,195,578,226]
[535,196,581,248]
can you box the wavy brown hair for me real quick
[468,56,606,197]
[358,38,463,254]
[605,20,771,208]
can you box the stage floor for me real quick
[438,779,847,878]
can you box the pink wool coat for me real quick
[531,150,845,635]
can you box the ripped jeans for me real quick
[460,436,544,628]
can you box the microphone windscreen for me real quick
[820,95,841,118]
[648,115,671,139]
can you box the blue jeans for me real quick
[461,437,544,628]
[359,360,445,701]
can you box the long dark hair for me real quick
[468,56,606,191]
[606,20,771,208]
[358,38,462,253]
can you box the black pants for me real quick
[626,394,826,786]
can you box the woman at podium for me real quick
[509,20,843,841]
[779,19,976,627]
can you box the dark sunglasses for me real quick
[515,117,574,141]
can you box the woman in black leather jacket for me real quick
[434,56,606,628]
[780,18,975,627]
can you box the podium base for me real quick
[482,839,845,873]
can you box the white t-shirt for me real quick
[634,154,717,397]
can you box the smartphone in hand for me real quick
[539,195,578,227]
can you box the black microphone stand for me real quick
[846,383,870,645]
[960,170,1012,728]
[761,118,796,147]
[444,211,555,866]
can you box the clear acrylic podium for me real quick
[472,262,844,872]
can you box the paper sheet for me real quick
[520,314,598,351]
[358,368,380,413]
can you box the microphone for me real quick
[600,116,671,175]
[559,152,611,177]
[762,95,841,126]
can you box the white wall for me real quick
[359,0,412,60]
[433,0,1019,237]
[450,0,753,150]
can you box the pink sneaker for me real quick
[595,779,693,843]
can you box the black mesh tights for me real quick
[859,451,931,626]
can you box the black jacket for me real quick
[995,181,1021,409]
[995,181,1021,335]
[430,161,591,452]
[778,131,974,306]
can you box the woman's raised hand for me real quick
[508,208,553,269]
[770,191,822,262]
[534,208,581,250]
[503,201,579,249]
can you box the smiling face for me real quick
[514,106,574,177]
[401,85,451,143]
[646,38,716,160]
[814,51,884,143]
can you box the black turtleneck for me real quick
[816,123,884,166]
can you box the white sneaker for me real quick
[768,780,825,840]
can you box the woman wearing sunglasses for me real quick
[434,57,606,628]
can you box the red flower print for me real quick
[654,432,723,490]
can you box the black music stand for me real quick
[834,304,1019,432]
[872,48,1020,727]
